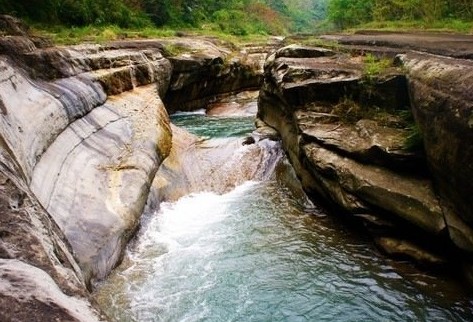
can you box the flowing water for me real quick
[95,99,473,321]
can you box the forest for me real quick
[0,0,471,34]
[328,0,473,29]
[0,0,328,34]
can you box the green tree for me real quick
[328,0,373,29]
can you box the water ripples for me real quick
[96,180,473,321]
[95,112,473,321]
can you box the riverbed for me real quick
[94,93,473,321]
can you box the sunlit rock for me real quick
[30,85,172,283]
[0,151,104,320]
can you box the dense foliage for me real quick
[0,0,329,34]
[327,0,473,29]
[1,0,470,34]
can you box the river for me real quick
[94,92,473,321]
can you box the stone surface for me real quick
[0,58,106,180]
[375,237,447,265]
[30,85,172,283]
[302,143,445,234]
[163,38,267,113]
[297,113,424,172]
[0,15,29,36]
[307,32,473,257]
[325,31,473,59]
[207,90,259,116]
[275,44,335,59]
[257,42,465,265]
[401,53,473,230]
[0,259,103,322]
[0,149,104,320]
[148,124,284,206]
[0,22,174,287]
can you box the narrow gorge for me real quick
[1,15,473,321]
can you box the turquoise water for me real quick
[95,111,473,321]
[170,111,255,138]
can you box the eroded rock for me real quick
[0,259,104,322]
[302,143,445,234]
[163,38,267,113]
[0,22,174,287]
[375,237,447,266]
[0,150,104,320]
[257,43,464,268]
[30,85,172,283]
[401,53,473,250]
[148,124,283,205]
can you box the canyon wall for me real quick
[0,15,265,320]
[257,35,473,278]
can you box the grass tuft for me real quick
[363,53,392,79]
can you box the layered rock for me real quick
[29,85,172,283]
[0,15,279,319]
[0,140,104,321]
[162,38,269,113]
[0,15,175,319]
[258,43,473,268]
[0,34,173,285]
[324,31,473,59]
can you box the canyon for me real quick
[0,14,472,320]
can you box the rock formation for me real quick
[0,15,266,320]
[401,53,473,253]
[257,36,473,277]
[1,13,472,319]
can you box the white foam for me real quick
[171,109,207,116]
[136,181,258,253]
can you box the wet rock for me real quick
[148,124,284,204]
[242,136,255,145]
[375,237,447,266]
[354,213,396,228]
